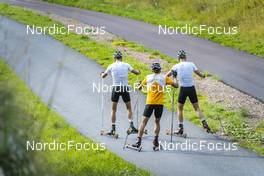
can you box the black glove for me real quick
[171,70,177,78]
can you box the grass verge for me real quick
[0,59,149,174]
[0,3,263,156]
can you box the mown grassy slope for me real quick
[45,0,264,58]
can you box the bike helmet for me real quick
[151,62,161,72]
[177,49,186,58]
[113,51,122,59]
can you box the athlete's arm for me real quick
[166,77,178,88]
[171,81,179,88]
[137,83,143,90]
[192,63,205,78]
[101,65,112,78]
[166,71,172,77]
[167,65,177,77]
[131,69,141,75]
[126,63,140,75]
[138,78,147,91]
[194,70,205,78]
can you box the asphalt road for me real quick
[2,0,264,102]
[1,16,263,176]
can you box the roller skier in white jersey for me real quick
[101,51,141,136]
[167,49,211,135]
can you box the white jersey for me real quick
[171,61,197,87]
[105,61,133,86]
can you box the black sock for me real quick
[129,121,134,127]
[112,124,116,131]
[154,136,158,141]
[179,124,183,129]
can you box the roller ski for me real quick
[127,125,138,135]
[153,137,161,151]
[202,120,212,133]
[100,129,119,139]
[126,138,142,152]
[126,125,147,135]
[166,128,187,138]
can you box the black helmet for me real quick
[114,51,122,59]
[177,49,186,58]
[151,62,161,71]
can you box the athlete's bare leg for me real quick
[111,102,118,124]
[178,103,184,123]
[154,118,160,137]
[138,117,149,138]
[125,101,133,121]
[192,102,205,120]
[192,102,211,132]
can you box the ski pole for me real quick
[101,77,104,130]
[136,76,139,128]
[170,70,177,143]
[170,87,174,143]
[123,131,129,150]
[132,76,140,127]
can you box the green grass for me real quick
[0,3,263,156]
[0,60,149,174]
[44,0,264,58]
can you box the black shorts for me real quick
[143,105,164,119]
[111,86,131,103]
[178,86,198,104]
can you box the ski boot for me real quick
[202,120,212,133]
[172,124,187,138]
[100,129,119,139]
[153,136,160,151]
[132,138,141,148]
[106,129,115,136]
[100,125,119,139]
[126,137,142,151]
[127,124,138,135]
[174,127,184,135]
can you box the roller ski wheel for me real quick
[166,129,187,138]
[125,144,142,152]
[100,130,119,139]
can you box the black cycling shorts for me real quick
[111,86,131,103]
[143,105,164,119]
[178,86,198,104]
